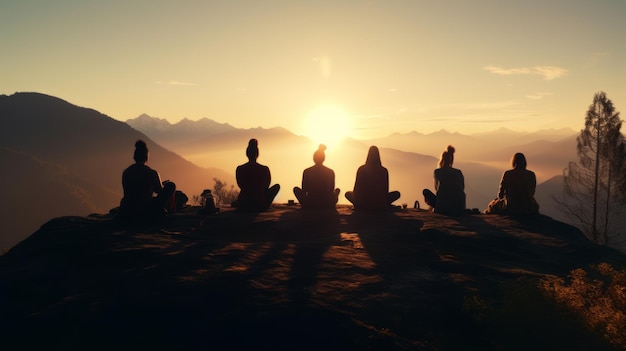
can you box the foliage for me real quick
[464,278,613,351]
[540,264,626,349]
[561,91,626,246]
[190,178,240,207]
[212,178,239,205]
[464,273,624,351]
[190,194,202,206]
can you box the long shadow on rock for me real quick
[341,209,474,348]
[278,208,342,308]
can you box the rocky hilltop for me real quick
[1,206,625,350]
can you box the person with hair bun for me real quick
[422,145,466,215]
[119,140,176,221]
[293,144,340,209]
[232,138,280,211]
[345,145,401,211]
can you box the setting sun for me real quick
[302,105,352,147]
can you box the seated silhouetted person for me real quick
[423,145,466,215]
[345,146,400,211]
[486,152,539,215]
[232,139,280,211]
[119,140,176,221]
[293,144,340,209]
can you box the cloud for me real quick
[438,101,521,111]
[484,65,568,80]
[526,92,553,100]
[312,56,332,79]
[154,80,197,86]
[583,52,610,69]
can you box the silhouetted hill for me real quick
[535,175,626,253]
[0,92,233,253]
[536,175,567,222]
[1,206,625,350]
[0,147,118,253]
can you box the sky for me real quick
[1,0,625,141]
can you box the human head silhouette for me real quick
[511,152,527,170]
[133,140,149,164]
[246,138,259,161]
[313,144,326,165]
[365,146,382,167]
[438,145,455,168]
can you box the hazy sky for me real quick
[2,0,625,140]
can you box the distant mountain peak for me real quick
[127,114,173,132]
[429,129,467,137]
[131,113,169,122]
[388,130,425,138]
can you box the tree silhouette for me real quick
[561,92,626,246]
[212,178,240,206]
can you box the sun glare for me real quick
[302,105,352,147]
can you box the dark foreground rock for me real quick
[1,205,625,350]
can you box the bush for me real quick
[540,263,626,348]
[463,275,620,351]
[212,178,239,205]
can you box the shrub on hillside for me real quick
[540,263,626,348]
[191,178,240,207]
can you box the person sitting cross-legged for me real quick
[422,145,466,216]
[119,140,176,222]
[345,145,400,211]
[485,152,539,215]
[293,144,340,210]
[232,138,280,212]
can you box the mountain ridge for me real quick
[128,113,577,147]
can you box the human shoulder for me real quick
[124,163,148,174]
[122,164,135,174]
[502,169,515,177]
[256,163,270,173]
[525,169,536,179]
[237,162,251,171]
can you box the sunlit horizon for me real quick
[2,1,625,138]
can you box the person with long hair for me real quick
[486,152,539,215]
[345,146,400,211]
[423,145,466,215]
[232,138,280,211]
[293,144,340,209]
[119,140,176,221]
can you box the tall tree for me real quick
[562,92,625,246]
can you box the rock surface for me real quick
[1,205,625,350]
